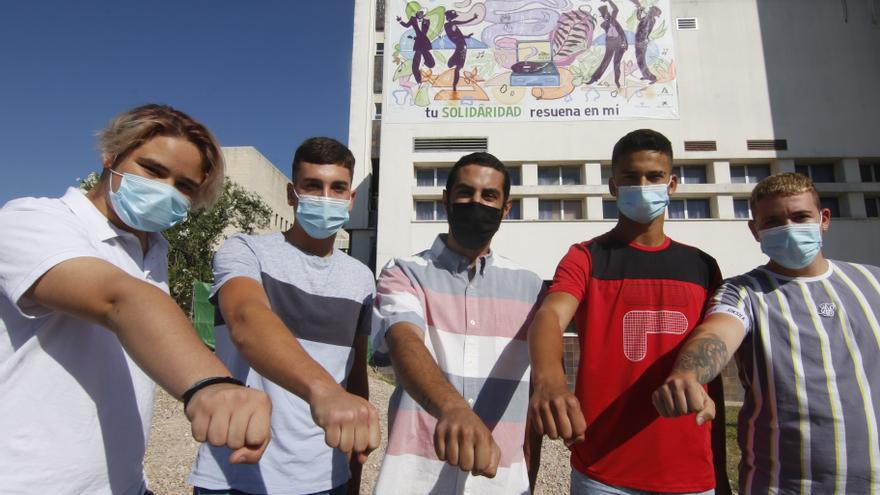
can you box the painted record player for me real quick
[510,40,560,87]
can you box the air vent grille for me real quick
[747,139,788,151]
[684,140,717,151]
[413,137,488,152]
[676,17,698,30]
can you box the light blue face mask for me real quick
[616,183,670,224]
[108,170,190,232]
[759,223,823,269]
[293,190,350,239]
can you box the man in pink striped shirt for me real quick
[372,152,545,494]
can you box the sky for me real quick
[0,0,356,205]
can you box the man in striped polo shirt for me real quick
[655,172,880,494]
[372,152,545,494]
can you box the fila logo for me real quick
[818,302,836,318]
[623,310,689,362]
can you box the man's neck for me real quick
[285,225,335,257]
[86,184,150,253]
[444,233,490,266]
[608,215,667,247]
[766,254,830,278]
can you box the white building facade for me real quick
[346,0,880,280]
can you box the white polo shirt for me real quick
[0,187,169,495]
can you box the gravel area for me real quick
[145,368,572,494]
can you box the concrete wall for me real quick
[223,147,295,234]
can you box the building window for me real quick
[860,162,880,182]
[373,102,382,120]
[376,42,385,55]
[866,197,880,218]
[603,200,619,219]
[733,199,751,219]
[538,166,581,185]
[601,166,612,185]
[415,200,447,221]
[508,166,522,186]
[373,55,383,94]
[669,199,710,219]
[820,197,841,217]
[539,199,583,220]
[796,164,836,182]
[731,164,770,184]
[415,167,449,187]
[672,165,707,184]
[507,199,522,220]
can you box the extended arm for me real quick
[26,257,271,463]
[387,322,501,477]
[527,292,586,444]
[346,335,371,494]
[708,376,732,495]
[218,277,379,460]
[608,0,620,18]
[653,313,746,419]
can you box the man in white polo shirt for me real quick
[0,104,272,495]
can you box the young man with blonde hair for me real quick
[655,172,880,493]
[0,104,272,494]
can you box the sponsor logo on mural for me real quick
[384,0,679,123]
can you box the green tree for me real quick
[80,174,272,313]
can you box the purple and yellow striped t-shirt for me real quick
[708,260,880,494]
[372,235,543,494]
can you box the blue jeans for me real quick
[193,484,347,495]
[570,470,714,495]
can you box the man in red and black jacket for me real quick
[528,129,731,495]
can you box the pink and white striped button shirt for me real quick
[372,235,544,494]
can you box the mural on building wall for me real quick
[384,0,678,123]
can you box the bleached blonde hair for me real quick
[98,104,225,209]
[750,172,820,211]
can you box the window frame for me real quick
[671,164,708,184]
[538,165,582,186]
[538,198,584,220]
[730,164,771,184]
[668,198,711,219]
[414,199,448,221]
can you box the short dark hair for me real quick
[291,137,355,181]
[611,129,673,171]
[445,152,510,200]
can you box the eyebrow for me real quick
[138,157,201,190]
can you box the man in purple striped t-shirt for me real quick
[372,152,545,494]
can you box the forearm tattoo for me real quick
[674,336,729,384]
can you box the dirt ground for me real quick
[144,368,573,494]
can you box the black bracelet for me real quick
[182,376,245,410]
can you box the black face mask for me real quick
[448,201,504,250]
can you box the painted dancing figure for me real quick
[398,11,435,83]
[444,10,478,92]
[586,0,628,89]
[631,0,661,83]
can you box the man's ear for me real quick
[667,174,678,194]
[347,190,357,213]
[819,207,831,233]
[287,183,296,207]
[502,197,512,219]
[748,219,760,242]
[608,177,618,198]
[101,154,114,170]
[441,190,449,216]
